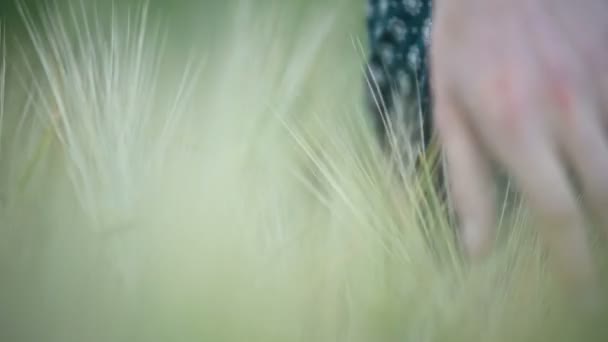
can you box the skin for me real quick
[430,0,608,305]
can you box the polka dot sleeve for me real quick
[365,0,433,149]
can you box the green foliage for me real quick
[0,1,606,341]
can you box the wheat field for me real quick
[0,1,606,341]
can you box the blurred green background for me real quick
[0,0,364,40]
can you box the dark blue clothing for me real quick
[365,0,433,150]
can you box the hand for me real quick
[430,0,608,298]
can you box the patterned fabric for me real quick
[365,0,433,151]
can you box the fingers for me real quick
[523,151,596,293]
[528,0,608,239]
[556,94,608,239]
[558,94,608,311]
[560,96,608,233]
[434,93,497,260]
[429,0,606,300]
[478,100,598,293]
